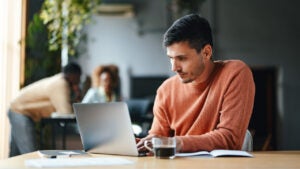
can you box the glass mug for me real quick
[144,137,176,159]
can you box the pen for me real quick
[50,155,71,158]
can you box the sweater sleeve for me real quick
[178,65,255,152]
[148,88,172,136]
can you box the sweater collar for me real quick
[187,61,221,90]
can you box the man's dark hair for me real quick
[163,14,213,53]
[63,62,82,75]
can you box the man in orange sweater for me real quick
[137,14,255,153]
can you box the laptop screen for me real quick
[73,102,139,156]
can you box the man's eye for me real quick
[178,57,185,61]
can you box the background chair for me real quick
[242,129,253,151]
[125,99,153,137]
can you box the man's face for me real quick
[99,72,113,92]
[167,41,208,83]
[66,74,81,87]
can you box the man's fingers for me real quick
[136,135,157,154]
[135,138,141,143]
[136,138,144,148]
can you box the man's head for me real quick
[63,62,82,87]
[163,14,213,52]
[99,67,115,93]
[163,14,214,83]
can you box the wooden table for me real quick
[0,151,300,169]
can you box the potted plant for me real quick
[40,0,100,66]
[25,13,61,86]
[170,0,206,21]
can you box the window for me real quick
[0,0,23,159]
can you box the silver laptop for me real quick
[73,102,143,156]
[73,102,142,156]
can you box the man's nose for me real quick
[171,60,180,72]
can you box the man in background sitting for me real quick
[7,62,82,157]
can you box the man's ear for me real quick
[202,44,213,60]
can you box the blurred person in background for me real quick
[82,64,120,103]
[7,62,82,157]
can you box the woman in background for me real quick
[82,64,120,103]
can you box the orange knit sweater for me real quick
[149,60,255,152]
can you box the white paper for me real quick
[210,150,253,157]
[176,151,211,157]
[51,112,75,119]
[60,151,82,155]
[25,157,134,168]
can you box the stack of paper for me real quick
[25,157,134,168]
[51,112,75,118]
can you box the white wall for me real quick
[77,0,173,99]
[78,0,300,149]
[77,16,171,99]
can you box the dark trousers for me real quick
[7,110,37,157]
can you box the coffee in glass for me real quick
[144,137,176,159]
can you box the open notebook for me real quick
[176,149,253,157]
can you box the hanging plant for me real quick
[40,0,100,56]
[171,0,206,21]
[25,13,62,86]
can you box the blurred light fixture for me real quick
[97,3,134,17]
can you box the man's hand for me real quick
[136,135,184,155]
[136,135,157,156]
[71,84,82,102]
